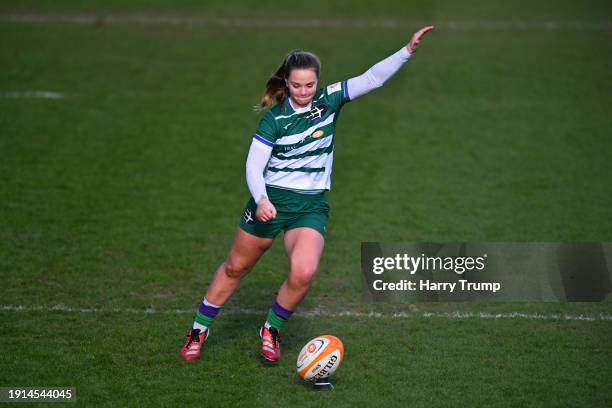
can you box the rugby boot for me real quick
[180,328,209,361]
[260,326,281,362]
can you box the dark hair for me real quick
[257,50,321,111]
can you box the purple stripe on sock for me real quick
[272,301,293,320]
[199,300,220,318]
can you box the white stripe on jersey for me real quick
[268,150,330,171]
[274,111,304,120]
[273,134,333,159]
[275,113,336,146]
[265,152,334,191]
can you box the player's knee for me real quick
[289,263,317,288]
[224,260,250,279]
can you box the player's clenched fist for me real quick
[256,197,277,222]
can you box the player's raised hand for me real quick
[407,25,435,54]
[256,197,277,222]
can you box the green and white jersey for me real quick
[253,80,351,193]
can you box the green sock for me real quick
[195,311,215,328]
[266,308,286,330]
[194,297,221,330]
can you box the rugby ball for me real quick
[296,335,344,381]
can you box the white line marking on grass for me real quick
[1,304,611,321]
[0,14,610,31]
[420,311,612,321]
[0,91,63,99]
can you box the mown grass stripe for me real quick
[1,14,610,31]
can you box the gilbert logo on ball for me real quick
[296,335,344,381]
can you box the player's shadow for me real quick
[293,375,342,391]
[209,313,303,367]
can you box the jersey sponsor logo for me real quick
[243,208,255,225]
[277,145,294,153]
[307,104,328,121]
[311,130,325,139]
[326,82,342,95]
[283,122,293,130]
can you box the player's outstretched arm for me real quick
[345,25,434,101]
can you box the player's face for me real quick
[287,68,318,108]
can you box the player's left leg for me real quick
[260,227,325,362]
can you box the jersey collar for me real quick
[285,97,312,113]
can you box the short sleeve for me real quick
[325,80,351,110]
[253,110,278,146]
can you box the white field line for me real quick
[0,91,63,99]
[1,304,611,321]
[0,14,611,31]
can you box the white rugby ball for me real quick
[296,335,344,381]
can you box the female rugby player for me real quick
[180,26,434,362]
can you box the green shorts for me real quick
[239,186,330,238]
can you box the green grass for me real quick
[1,1,611,406]
[1,310,611,407]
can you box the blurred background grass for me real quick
[1,1,611,310]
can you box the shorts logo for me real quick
[243,208,255,225]
[311,130,325,138]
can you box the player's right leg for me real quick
[180,228,273,361]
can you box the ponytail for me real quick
[256,64,288,112]
[256,50,321,112]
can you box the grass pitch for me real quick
[1,1,611,406]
